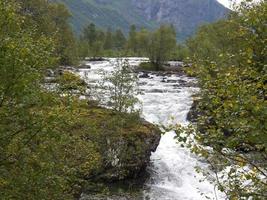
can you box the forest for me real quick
[0,0,266,199]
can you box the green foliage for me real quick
[79,23,128,58]
[16,0,78,65]
[177,1,267,199]
[127,25,138,53]
[138,62,156,71]
[103,28,113,50]
[149,25,177,70]
[57,71,87,95]
[0,1,99,199]
[78,23,189,63]
[0,1,160,199]
[113,29,127,51]
[170,44,189,61]
[100,59,140,114]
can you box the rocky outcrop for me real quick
[90,118,161,182]
[67,105,161,198]
[73,106,161,185]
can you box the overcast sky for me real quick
[217,0,240,8]
[217,0,261,8]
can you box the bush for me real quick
[100,59,140,114]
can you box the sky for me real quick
[217,0,261,9]
[217,0,241,8]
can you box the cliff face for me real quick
[54,0,229,40]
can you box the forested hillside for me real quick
[53,0,229,40]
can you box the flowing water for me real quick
[76,58,223,200]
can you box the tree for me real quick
[135,28,150,56]
[186,18,244,67]
[148,25,177,70]
[127,25,138,53]
[82,23,97,46]
[100,59,140,114]
[16,0,78,65]
[170,44,189,61]
[113,29,126,51]
[80,23,105,58]
[103,27,113,50]
[176,1,267,199]
[51,3,78,65]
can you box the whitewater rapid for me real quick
[77,58,223,200]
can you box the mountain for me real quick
[54,0,229,40]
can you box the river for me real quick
[76,58,223,200]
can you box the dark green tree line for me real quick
[78,23,187,67]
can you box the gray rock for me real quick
[138,73,150,78]
[79,64,91,69]
[90,120,161,182]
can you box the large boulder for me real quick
[73,106,161,183]
[103,120,160,181]
[90,116,161,182]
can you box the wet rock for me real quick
[138,72,150,78]
[166,79,179,83]
[161,77,167,83]
[46,69,54,77]
[147,89,165,93]
[79,64,91,69]
[138,81,148,86]
[85,57,107,61]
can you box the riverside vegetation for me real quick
[0,0,266,199]
[176,1,267,199]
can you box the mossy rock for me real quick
[68,101,161,183]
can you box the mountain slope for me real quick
[55,0,229,40]
[132,0,229,40]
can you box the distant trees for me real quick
[113,29,127,51]
[127,25,138,54]
[78,23,186,68]
[15,0,185,66]
[147,25,177,70]
[79,23,128,58]
[127,25,177,70]
[103,28,113,50]
[176,1,267,199]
